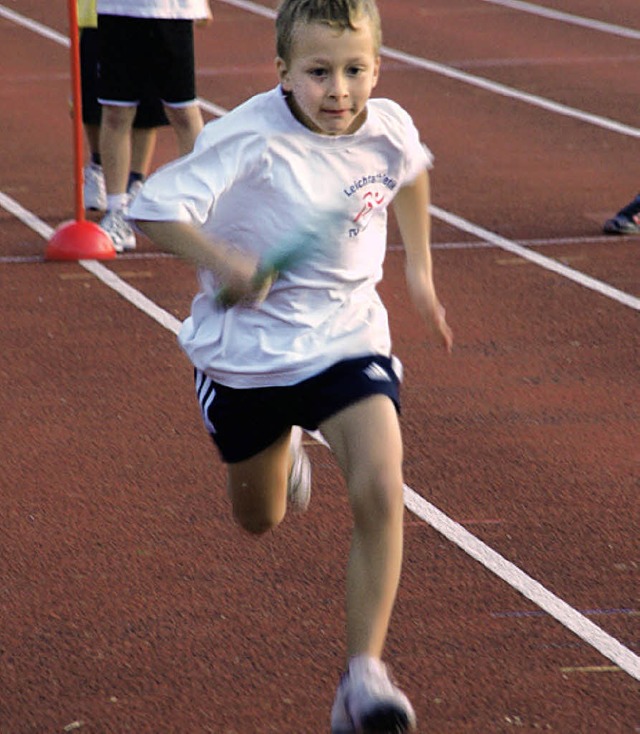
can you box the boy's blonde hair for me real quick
[276,0,382,62]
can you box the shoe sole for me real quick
[360,706,415,733]
[331,706,415,734]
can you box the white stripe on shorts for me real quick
[195,369,217,435]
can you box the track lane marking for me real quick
[0,5,70,46]
[2,193,639,682]
[403,488,640,681]
[431,205,640,311]
[213,0,640,140]
[0,232,636,264]
[2,2,640,139]
[2,8,639,682]
[479,0,640,41]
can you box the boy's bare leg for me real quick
[226,428,292,535]
[320,395,405,658]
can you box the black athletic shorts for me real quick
[80,28,169,128]
[195,355,402,464]
[97,15,197,107]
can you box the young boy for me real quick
[131,1,452,731]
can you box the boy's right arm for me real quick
[136,220,265,305]
[392,171,453,353]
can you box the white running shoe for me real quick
[83,163,107,211]
[331,657,417,734]
[287,426,311,513]
[99,208,136,253]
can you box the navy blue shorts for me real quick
[195,355,402,464]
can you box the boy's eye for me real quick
[347,66,363,76]
[309,67,328,77]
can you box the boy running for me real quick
[131,1,452,731]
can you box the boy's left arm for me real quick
[392,169,453,353]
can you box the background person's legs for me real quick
[163,102,203,156]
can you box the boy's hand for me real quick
[406,267,453,353]
[215,248,275,308]
[134,220,273,308]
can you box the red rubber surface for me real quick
[1,1,638,731]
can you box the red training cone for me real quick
[45,219,116,261]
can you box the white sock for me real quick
[107,193,128,212]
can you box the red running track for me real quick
[0,1,638,731]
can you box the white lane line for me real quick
[215,0,640,140]
[0,7,640,680]
[403,488,640,681]
[0,5,69,46]
[379,46,640,139]
[80,259,183,334]
[0,192,183,334]
[2,233,629,264]
[0,191,56,240]
[196,97,228,118]
[3,7,639,309]
[3,192,639,682]
[431,205,640,311]
[308,429,640,681]
[447,54,640,71]
[479,0,640,41]
[3,1,640,140]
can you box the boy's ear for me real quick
[275,57,291,90]
[372,56,381,88]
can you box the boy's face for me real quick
[276,17,381,136]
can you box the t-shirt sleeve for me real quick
[128,144,222,226]
[397,104,434,184]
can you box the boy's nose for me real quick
[328,73,348,97]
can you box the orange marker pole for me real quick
[68,0,85,222]
[44,1,116,260]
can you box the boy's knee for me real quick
[232,505,285,535]
[349,469,404,526]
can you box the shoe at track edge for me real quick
[330,657,417,734]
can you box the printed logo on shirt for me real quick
[343,172,397,198]
[343,172,398,236]
[347,185,386,235]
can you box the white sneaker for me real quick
[331,657,417,734]
[287,426,311,513]
[99,209,136,253]
[83,163,106,211]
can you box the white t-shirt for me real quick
[96,0,209,19]
[130,86,432,388]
